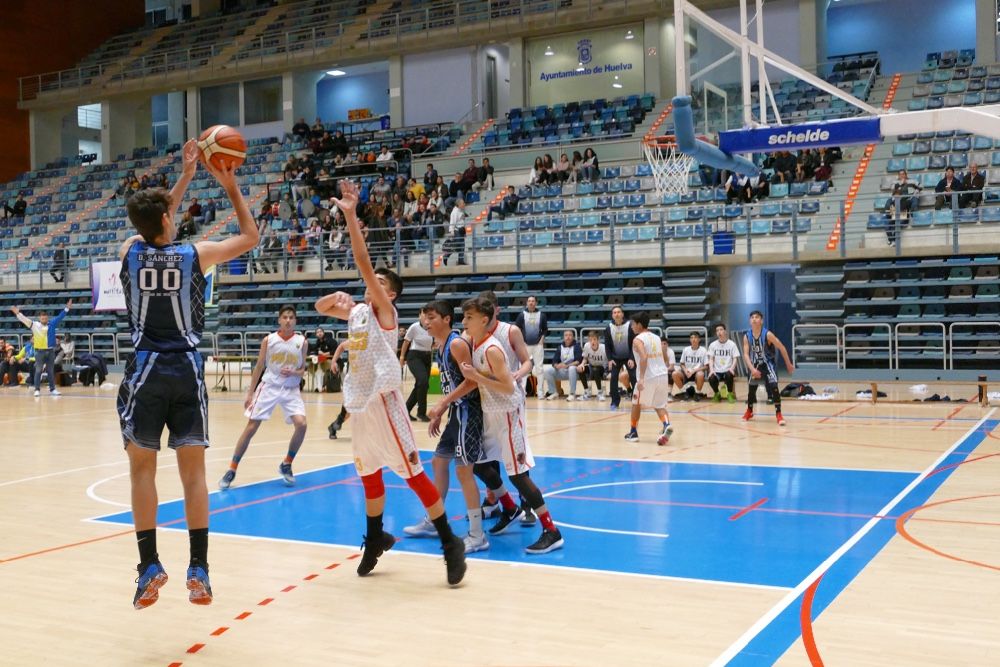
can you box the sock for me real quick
[366,513,383,539]
[630,420,638,430]
[283,453,295,464]
[431,514,455,544]
[468,507,483,536]
[497,491,517,511]
[136,529,157,566]
[662,420,670,430]
[538,511,557,532]
[188,528,208,568]
[484,488,498,504]
[229,459,239,471]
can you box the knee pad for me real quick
[360,471,385,499]
[405,471,440,508]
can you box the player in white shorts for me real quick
[219,305,308,490]
[459,296,564,555]
[315,179,465,585]
[624,311,673,446]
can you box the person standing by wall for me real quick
[514,295,547,397]
[400,311,434,422]
[12,299,72,397]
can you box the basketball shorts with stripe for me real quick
[117,350,209,451]
[636,374,671,410]
[351,389,424,479]
[483,405,535,477]
[435,401,486,466]
[246,382,305,423]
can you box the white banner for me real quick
[91,261,126,312]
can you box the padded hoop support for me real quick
[672,96,761,176]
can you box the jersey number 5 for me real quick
[138,267,182,292]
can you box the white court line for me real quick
[0,436,339,489]
[554,521,669,539]
[1,408,101,425]
[81,523,791,593]
[710,407,997,666]
[535,452,921,475]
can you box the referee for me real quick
[401,312,434,421]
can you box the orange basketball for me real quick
[197,125,246,170]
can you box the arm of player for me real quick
[507,325,533,381]
[428,338,477,435]
[330,340,349,373]
[632,338,647,392]
[767,331,795,374]
[245,337,269,409]
[332,180,396,329]
[315,292,356,321]
[399,338,411,366]
[194,161,259,268]
[460,346,515,395]
[742,335,760,378]
[167,140,198,222]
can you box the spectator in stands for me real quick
[423,163,438,191]
[12,194,27,218]
[287,221,307,272]
[375,145,394,165]
[442,198,468,265]
[487,185,520,221]
[935,167,963,210]
[885,169,921,218]
[515,295,548,397]
[1,198,12,218]
[571,150,585,182]
[542,154,556,183]
[554,153,572,183]
[408,177,425,201]
[579,330,608,401]
[188,197,203,224]
[477,158,495,191]
[460,158,481,193]
[543,330,583,401]
[3,340,30,386]
[50,243,68,283]
[371,176,391,200]
[446,172,464,210]
[391,175,408,201]
[529,157,549,186]
[203,198,217,225]
[423,202,446,241]
[292,117,310,140]
[177,212,197,240]
[318,132,335,154]
[673,332,708,400]
[402,190,419,223]
[326,221,349,270]
[331,130,349,158]
[752,173,770,200]
[699,164,720,188]
[389,208,413,268]
[365,206,393,268]
[813,161,832,186]
[311,117,325,138]
[769,151,796,183]
[961,163,985,209]
[725,172,752,204]
[581,148,600,182]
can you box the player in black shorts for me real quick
[118,141,259,609]
[741,310,795,426]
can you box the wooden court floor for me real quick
[1,381,998,667]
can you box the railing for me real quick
[19,0,666,101]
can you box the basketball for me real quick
[197,125,246,170]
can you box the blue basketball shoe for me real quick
[133,561,168,610]
[186,563,213,605]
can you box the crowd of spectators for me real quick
[528,148,600,185]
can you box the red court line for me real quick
[210,627,228,637]
[927,452,1000,478]
[258,597,274,606]
[800,575,826,667]
[168,663,183,667]
[234,611,252,620]
[729,497,768,521]
[325,563,340,570]
[816,404,857,424]
[0,528,134,564]
[186,644,205,654]
[895,494,1000,572]
[347,553,360,560]
[304,574,319,581]
[281,585,296,593]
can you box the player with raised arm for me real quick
[741,310,795,426]
[315,180,466,585]
[219,305,308,490]
[120,139,259,609]
[623,312,673,446]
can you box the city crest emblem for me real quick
[577,38,593,65]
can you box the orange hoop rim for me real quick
[642,134,712,149]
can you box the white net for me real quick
[643,140,697,197]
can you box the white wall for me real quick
[403,48,476,126]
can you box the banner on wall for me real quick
[91,261,126,312]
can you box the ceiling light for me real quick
[625,30,635,40]
[612,75,623,89]
[326,69,346,76]
[544,45,554,56]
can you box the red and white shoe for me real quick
[776,413,786,426]
[742,408,754,422]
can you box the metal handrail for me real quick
[894,321,947,371]
[791,323,841,368]
[842,322,893,370]
[947,321,1000,370]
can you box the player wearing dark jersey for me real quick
[741,310,795,426]
[120,140,259,610]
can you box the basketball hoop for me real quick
[642,135,699,197]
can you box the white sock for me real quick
[468,508,483,536]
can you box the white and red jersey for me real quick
[634,331,669,380]
[343,302,401,412]
[262,331,306,389]
[489,319,527,400]
[472,334,520,414]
